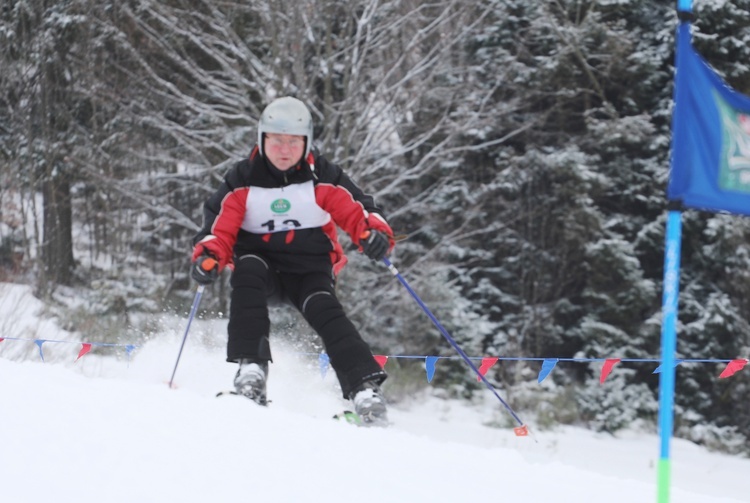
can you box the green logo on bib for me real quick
[271,198,291,214]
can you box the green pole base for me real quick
[657,458,671,503]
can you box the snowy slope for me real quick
[1,283,748,503]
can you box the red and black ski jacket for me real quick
[192,147,394,276]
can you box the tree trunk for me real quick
[42,171,74,286]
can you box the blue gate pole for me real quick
[657,209,683,503]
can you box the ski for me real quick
[216,390,270,405]
[216,390,240,398]
[333,410,364,426]
[217,392,388,427]
[333,410,390,428]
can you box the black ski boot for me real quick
[348,381,388,426]
[234,359,268,406]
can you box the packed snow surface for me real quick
[1,283,748,503]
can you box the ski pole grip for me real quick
[360,231,371,240]
[200,257,217,271]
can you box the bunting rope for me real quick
[312,353,749,383]
[0,336,746,382]
[0,336,138,362]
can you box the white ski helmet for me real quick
[258,97,313,156]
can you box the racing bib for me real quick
[241,181,331,234]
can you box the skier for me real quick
[190,97,394,424]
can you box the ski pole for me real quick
[168,283,206,389]
[383,257,529,436]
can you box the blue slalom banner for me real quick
[668,22,750,215]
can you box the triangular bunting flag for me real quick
[538,359,559,383]
[35,339,45,362]
[76,343,92,362]
[477,357,499,381]
[319,353,330,379]
[125,344,136,366]
[374,355,388,369]
[719,359,749,378]
[600,358,621,384]
[653,360,683,374]
[425,356,438,383]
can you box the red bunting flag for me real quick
[477,357,499,381]
[600,358,621,384]
[76,343,92,362]
[374,355,388,369]
[719,359,749,379]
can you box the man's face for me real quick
[264,133,305,171]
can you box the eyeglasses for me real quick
[265,135,305,149]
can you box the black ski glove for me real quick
[191,254,219,285]
[361,230,390,261]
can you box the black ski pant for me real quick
[227,253,386,398]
